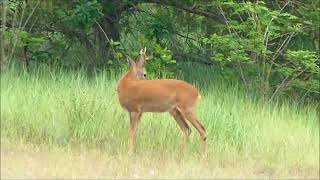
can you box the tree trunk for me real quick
[93,0,226,67]
[0,0,7,71]
[23,44,29,72]
[94,13,120,66]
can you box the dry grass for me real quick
[1,140,318,179]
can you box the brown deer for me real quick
[117,48,207,158]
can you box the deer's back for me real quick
[117,79,200,112]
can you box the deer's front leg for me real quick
[128,111,142,155]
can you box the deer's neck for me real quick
[117,70,137,93]
[123,69,136,80]
[119,69,137,85]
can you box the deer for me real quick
[117,48,207,158]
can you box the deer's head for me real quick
[126,47,148,80]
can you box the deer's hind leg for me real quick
[179,108,207,159]
[169,108,191,155]
[169,108,191,140]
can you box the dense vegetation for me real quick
[1,65,319,178]
[0,0,319,178]
[1,0,319,100]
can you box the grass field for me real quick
[1,64,319,179]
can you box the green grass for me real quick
[1,64,319,178]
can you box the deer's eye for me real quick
[143,74,147,77]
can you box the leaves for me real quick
[3,0,319,100]
[144,14,175,42]
[286,50,319,73]
[146,44,176,78]
[66,0,103,31]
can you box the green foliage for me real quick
[4,30,48,62]
[146,44,176,78]
[68,0,103,31]
[282,50,320,94]
[144,14,175,43]
[201,1,319,99]
[49,0,103,33]
[3,0,319,100]
[204,34,250,65]
[286,50,318,72]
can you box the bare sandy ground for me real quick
[1,141,318,179]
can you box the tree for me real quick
[93,0,226,61]
[2,0,319,100]
[0,0,7,71]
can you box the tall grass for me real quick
[1,64,319,177]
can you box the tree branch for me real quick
[117,0,226,23]
[151,0,225,23]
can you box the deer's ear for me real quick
[126,56,135,67]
